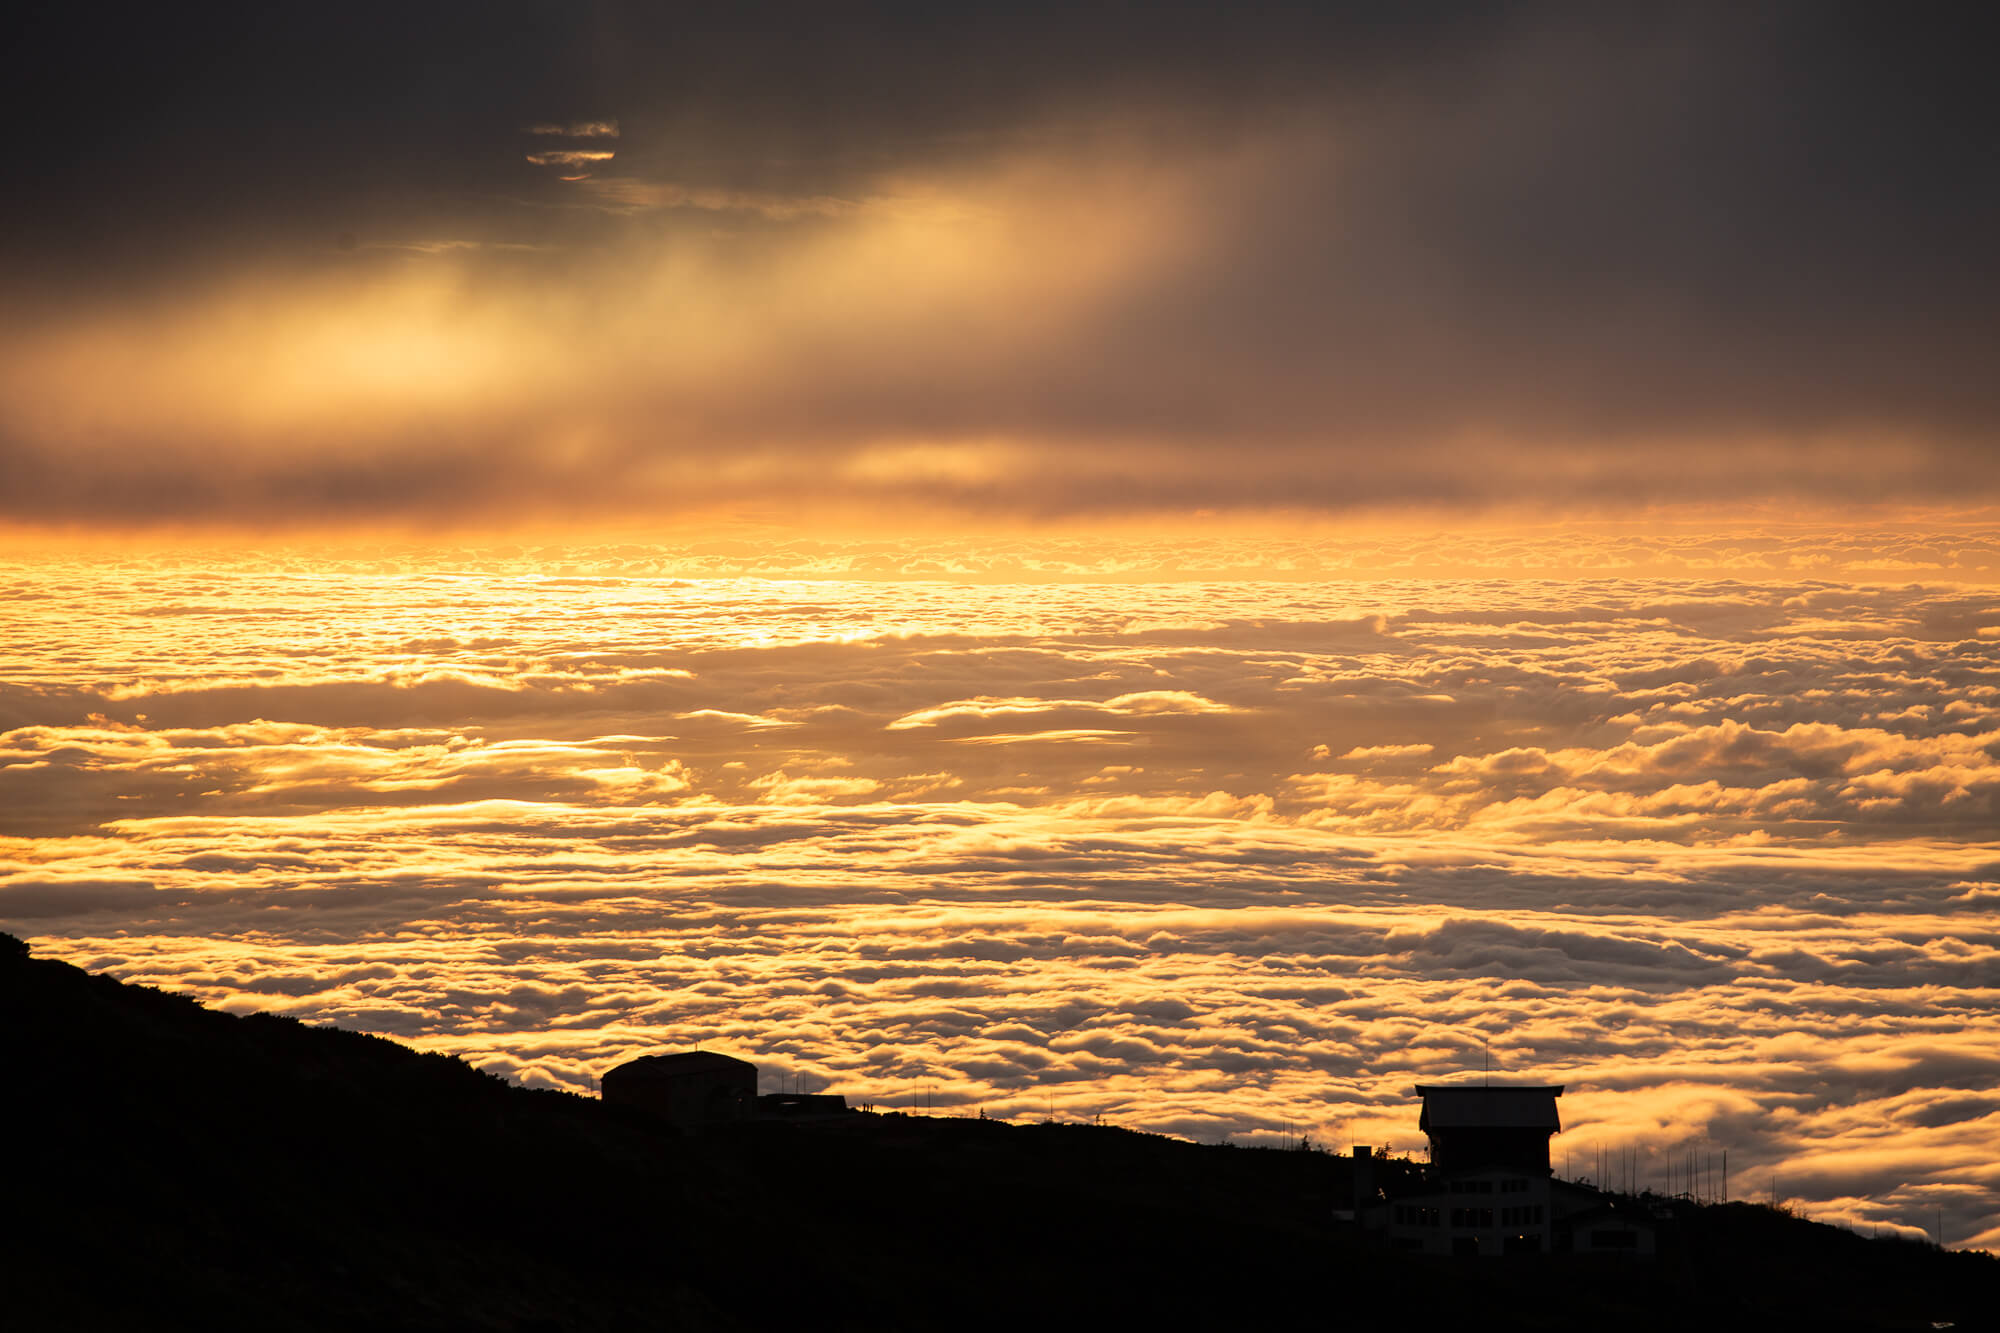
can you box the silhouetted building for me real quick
[1362,1084,1657,1258]
[1377,1166,1658,1257]
[1415,1083,1563,1175]
[601,1051,755,1130]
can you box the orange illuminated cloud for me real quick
[525,149,615,166]
[3,552,1997,1246]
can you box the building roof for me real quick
[1413,1084,1564,1132]
[606,1050,756,1079]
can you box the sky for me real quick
[4,1,1998,1252]
[6,1,1998,534]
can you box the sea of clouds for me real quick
[4,538,1996,1248]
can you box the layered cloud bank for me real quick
[4,549,1996,1249]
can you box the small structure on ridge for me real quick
[601,1050,755,1130]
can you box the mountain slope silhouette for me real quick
[3,933,1991,1331]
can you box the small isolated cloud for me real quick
[525,150,616,167]
[748,770,883,805]
[525,120,620,138]
[888,691,1233,731]
[1341,744,1436,761]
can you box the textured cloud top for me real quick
[4,544,1995,1248]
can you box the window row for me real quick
[1392,1201,1545,1229]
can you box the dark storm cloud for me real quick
[5,2,1501,268]
[13,3,1991,275]
[3,3,1996,526]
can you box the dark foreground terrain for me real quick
[4,932,1994,1331]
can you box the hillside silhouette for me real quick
[4,932,1993,1331]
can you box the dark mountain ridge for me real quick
[4,932,1993,1331]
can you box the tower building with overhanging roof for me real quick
[1357,1082,1657,1258]
[1415,1083,1564,1175]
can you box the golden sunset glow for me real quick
[5,2,1997,1261]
